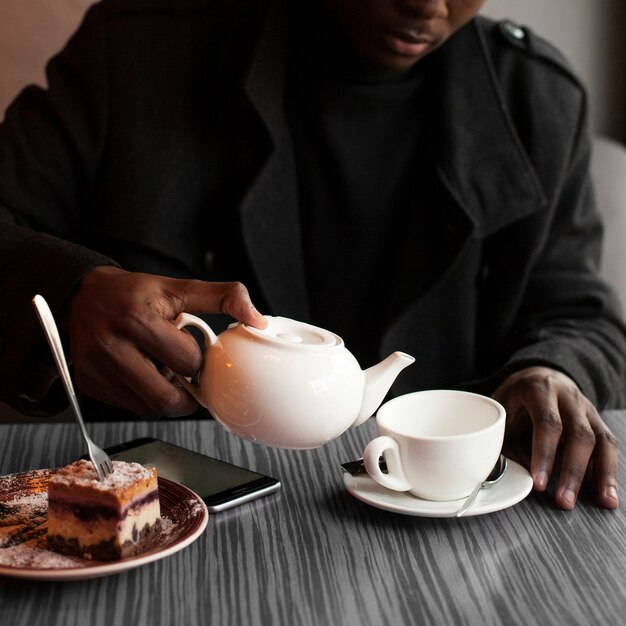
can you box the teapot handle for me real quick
[175,312,219,346]
[171,313,219,407]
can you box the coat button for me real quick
[500,20,526,43]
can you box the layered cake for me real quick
[47,459,161,560]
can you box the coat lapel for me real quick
[237,11,548,322]
[239,2,309,320]
[433,18,548,235]
[380,18,551,361]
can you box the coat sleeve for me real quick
[460,20,626,408]
[483,105,626,408]
[0,5,118,415]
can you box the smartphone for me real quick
[98,437,281,512]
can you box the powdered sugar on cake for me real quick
[0,491,47,538]
[0,544,89,569]
[49,459,155,491]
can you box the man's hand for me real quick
[492,366,619,510]
[65,266,267,417]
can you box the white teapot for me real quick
[174,314,415,449]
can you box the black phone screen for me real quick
[102,437,280,511]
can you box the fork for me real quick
[32,294,114,481]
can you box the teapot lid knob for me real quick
[242,316,341,348]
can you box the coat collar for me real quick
[432,17,547,236]
[239,7,548,315]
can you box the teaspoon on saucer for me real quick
[455,455,508,518]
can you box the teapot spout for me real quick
[355,352,415,426]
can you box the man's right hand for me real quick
[65,266,267,416]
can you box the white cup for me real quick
[363,390,506,501]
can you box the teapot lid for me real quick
[237,316,341,348]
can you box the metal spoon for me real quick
[455,454,508,517]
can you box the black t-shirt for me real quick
[286,15,436,365]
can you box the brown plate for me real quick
[0,469,208,581]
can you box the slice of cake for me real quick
[47,459,161,561]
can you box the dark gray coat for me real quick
[1,0,625,417]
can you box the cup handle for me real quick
[363,436,412,492]
[171,313,219,408]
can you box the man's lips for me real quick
[381,28,434,57]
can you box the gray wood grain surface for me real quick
[1,411,625,626]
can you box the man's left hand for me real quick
[492,366,619,509]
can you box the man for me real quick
[0,0,624,510]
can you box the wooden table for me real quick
[1,411,625,626]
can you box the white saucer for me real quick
[343,458,533,518]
